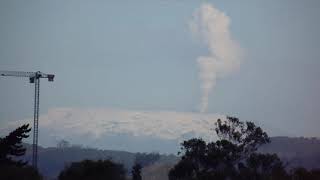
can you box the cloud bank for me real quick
[4,108,225,150]
[190,3,242,113]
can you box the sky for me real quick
[0,0,320,138]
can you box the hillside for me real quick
[260,136,320,170]
[21,143,177,179]
[18,136,320,179]
[21,144,136,179]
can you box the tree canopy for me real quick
[0,124,42,180]
[58,159,126,180]
[0,124,31,167]
[168,116,288,180]
[132,163,142,180]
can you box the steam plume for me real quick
[190,3,242,113]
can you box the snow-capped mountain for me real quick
[5,108,225,153]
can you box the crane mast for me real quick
[0,70,54,169]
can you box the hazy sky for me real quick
[1,0,320,137]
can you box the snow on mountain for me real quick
[5,108,225,153]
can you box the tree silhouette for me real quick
[0,124,42,180]
[58,159,126,180]
[238,153,289,180]
[169,116,288,180]
[0,124,31,166]
[131,163,142,180]
[289,167,320,180]
[131,152,159,180]
[1,165,42,180]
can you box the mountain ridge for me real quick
[17,136,320,179]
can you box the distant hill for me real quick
[18,136,320,179]
[21,143,136,179]
[260,136,320,170]
[20,143,177,179]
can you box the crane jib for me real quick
[0,70,54,82]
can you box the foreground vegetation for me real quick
[1,117,320,180]
[168,117,320,180]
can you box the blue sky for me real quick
[1,0,320,137]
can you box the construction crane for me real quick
[0,70,54,169]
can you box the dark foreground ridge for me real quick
[16,136,320,179]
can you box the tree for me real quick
[58,159,126,180]
[0,164,43,180]
[131,152,159,180]
[238,153,289,180]
[289,167,320,180]
[0,124,42,180]
[169,116,288,180]
[0,124,31,166]
[132,163,142,180]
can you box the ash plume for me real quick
[190,3,242,113]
